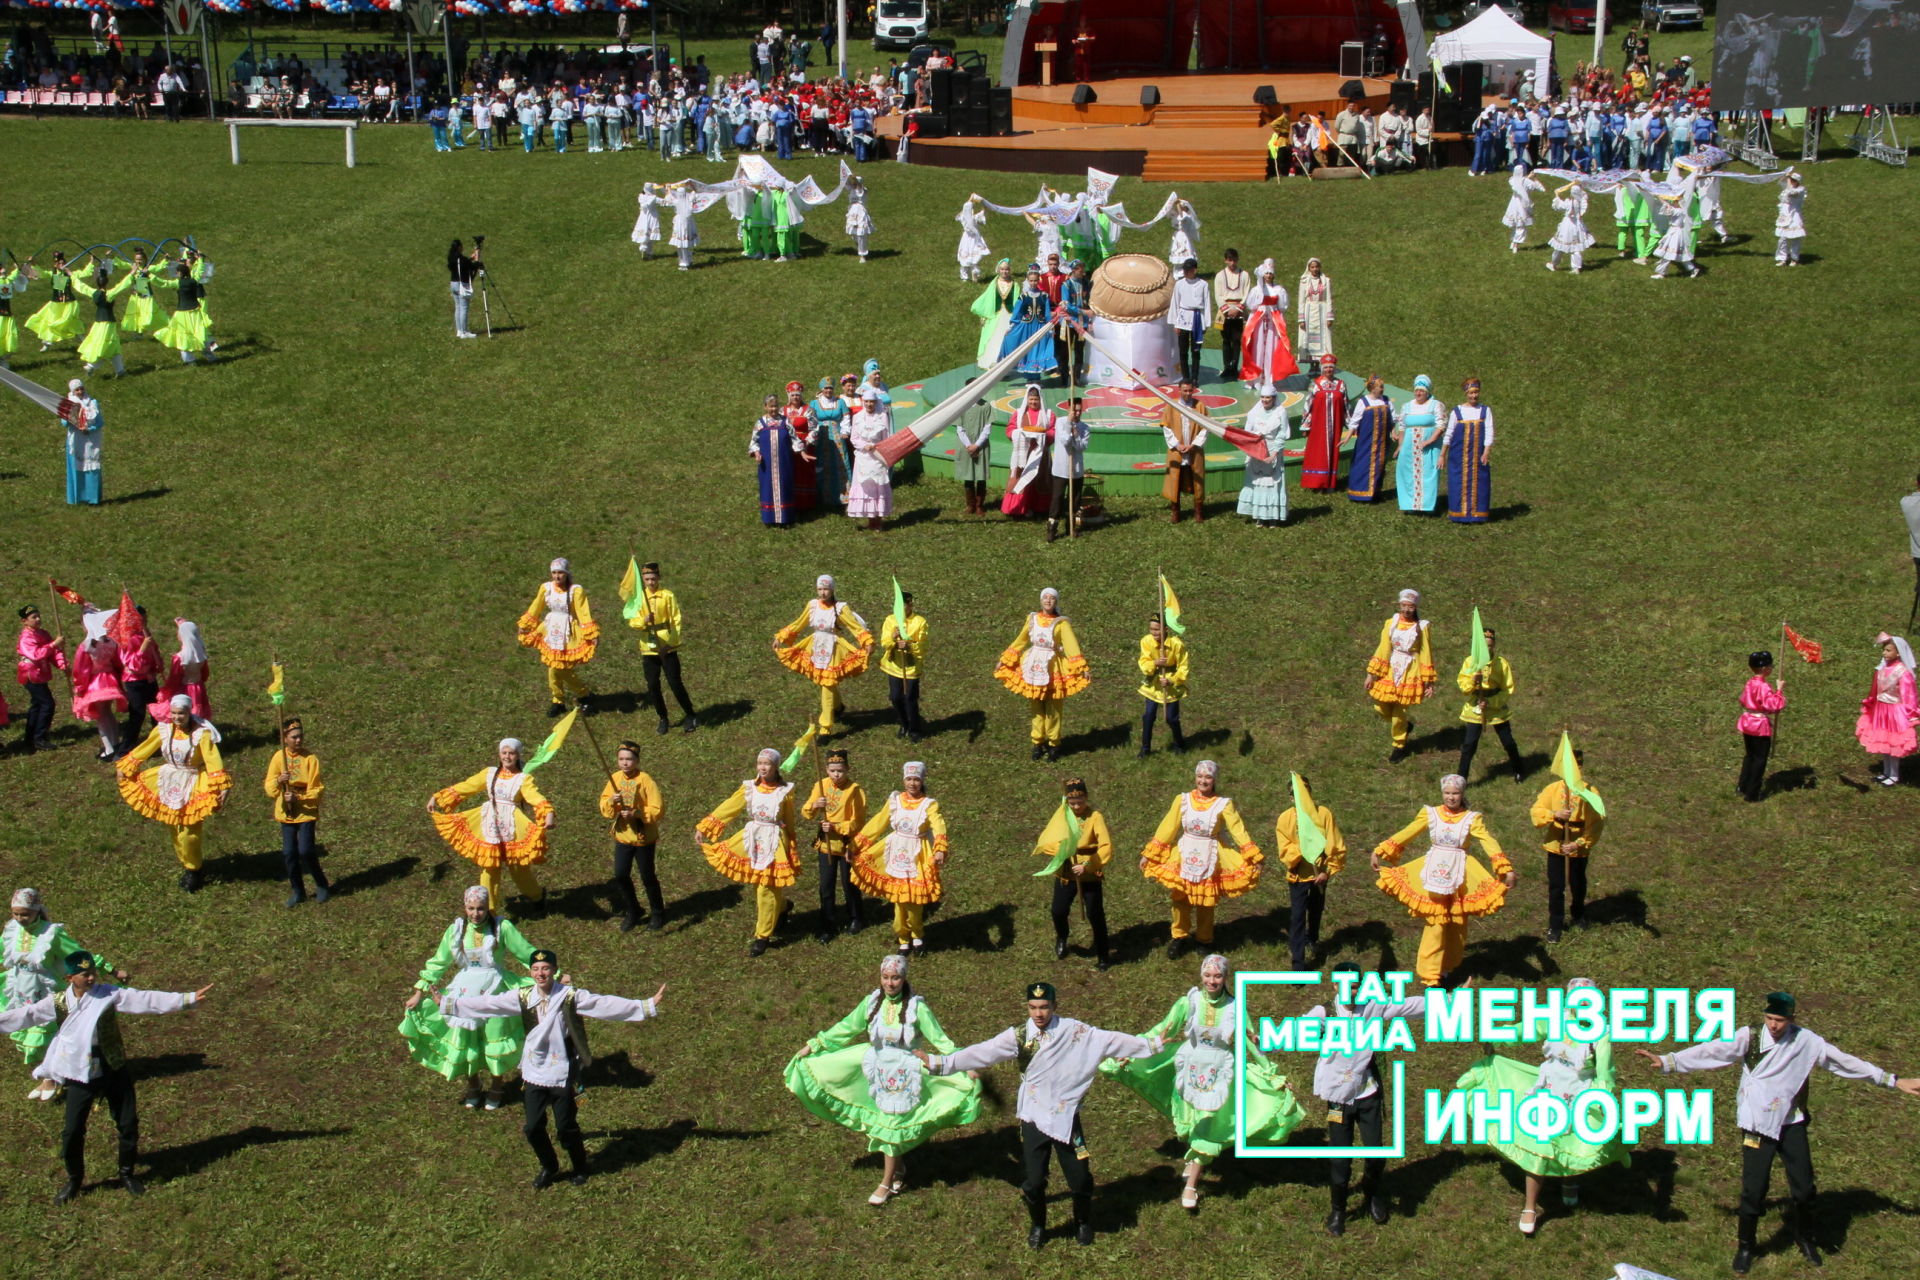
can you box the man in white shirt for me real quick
[1413,106,1434,169]
[1212,249,1250,382]
[918,981,1161,1248]
[1311,963,1426,1235]
[156,65,186,122]
[1046,397,1090,543]
[440,949,664,1189]
[1639,990,1920,1273]
[1165,258,1211,386]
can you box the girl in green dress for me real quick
[75,265,134,377]
[398,885,540,1110]
[969,259,1017,369]
[784,954,982,1205]
[113,249,165,337]
[1103,953,1306,1210]
[24,251,86,349]
[4,888,125,1100]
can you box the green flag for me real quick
[1468,606,1490,673]
[1033,800,1084,877]
[1550,730,1607,817]
[265,663,286,708]
[781,723,819,776]
[1291,773,1327,867]
[891,576,909,643]
[620,556,643,622]
[1159,573,1186,637]
[523,708,578,773]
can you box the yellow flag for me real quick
[266,663,285,707]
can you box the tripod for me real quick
[476,266,517,336]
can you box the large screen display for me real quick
[1712,1,1920,110]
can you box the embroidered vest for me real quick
[519,986,593,1073]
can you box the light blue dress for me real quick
[1395,396,1445,514]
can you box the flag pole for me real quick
[1771,621,1787,773]
[44,581,74,701]
[270,652,290,821]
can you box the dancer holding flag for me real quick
[1532,734,1606,942]
[1736,650,1786,803]
[879,583,925,743]
[849,762,949,955]
[773,574,873,737]
[1371,774,1514,989]
[1275,774,1346,970]
[263,714,329,908]
[427,728,564,915]
[1160,381,1210,524]
[804,747,868,941]
[1138,760,1263,960]
[995,587,1091,762]
[116,694,232,893]
[1138,585,1190,757]
[518,557,598,717]
[1456,612,1523,783]
[1034,778,1112,970]
[621,560,698,735]
[1366,589,1436,762]
[696,747,801,957]
[599,739,666,933]
[1300,355,1347,493]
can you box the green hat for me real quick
[1026,981,1056,1003]
[64,952,97,975]
[1764,991,1796,1017]
[530,949,559,968]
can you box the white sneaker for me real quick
[1544,261,1556,271]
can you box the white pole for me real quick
[837,0,847,83]
[346,125,357,168]
[229,121,241,165]
[1593,0,1606,75]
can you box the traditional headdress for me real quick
[1398,588,1420,605]
[549,556,571,574]
[64,952,97,975]
[1026,981,1056,1002]
[1764,991,1796,1017]
[1413,374,1432,390]
[498,737,523,755]
[1200,953,1231,979]
[463,885,490,909]
[68,378,84,392]
[529,949,559,968]
[816,573,835,590]
[11,887,44,916]
[1039,587,1059,605]
[785,380,804,395]
[174,618,207,664]
[1440,773,1467,791]
[757,747,782,765]
[1194,759,1219,778]
[902,761,925,779]
[879,954,908,978]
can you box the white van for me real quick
[873,0,930,50]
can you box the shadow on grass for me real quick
[666,883,744,932]
[887,506,941,531]
[1281,503,1334,524]
[582,1048,653,1091]
[590,1117,769,1175]
[905,1124,1025,1191]
[329,854,419,898]
[1311,919,1401,974]
[1800,1185,1920,1252]
[0,470,25,480]
[131,1051,215,1082]
[695,698,754,728]
[1106,919,1166,965]
[1765,765,1816,796]
[209,848,294,885]
[1057,721,1132,756]
[921,708,987,743]
[1490,502,1532,521]
[1387,1147,1470,1216]
[1582,888,1659,937]
[144,1125,349,1183]
[1214,907,1288,952]
[923,901,1015,953]
[1461,932,1557,985]
[542,880,617,923]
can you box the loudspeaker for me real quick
[1252,84,1277,106]
[1455,61,1484,104]
[1389,78,1416,111]
[1140,84,1160,107]
[1071,83,1096,106]
[1417,71,1435,103]
[1339,41,1364,78]
[917,111,948,138]
[929,67,954,112]
[990,86,1014,135]
[1339,79,1365,101]
[965,100,990,136]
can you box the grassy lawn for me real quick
[0,110,1916,1280]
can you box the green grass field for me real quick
[0,106,1916,1280]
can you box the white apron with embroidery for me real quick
[1420,806,1474,896]
[862,992,924,1114]
[807,601,842,671]
[1176,793,1225,882]
[883,794,929,880]
[1009,415,1050,494]
[1174,988,1236,1112]
[3,921,61,1006]
[542,584,574,650]
[155,726,205,813]
[439,921,510,1031]
[1387,620,1424,686]
[742,781,795,870]
[479,769,528,845]
[1021,615,1058,691]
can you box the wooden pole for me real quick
[44,582,74,700]
[270,651,290,821]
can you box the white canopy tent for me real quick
[1428,7,1552,99]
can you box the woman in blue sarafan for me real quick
[1443,376,1495,524]
[749,393,809,527]
[809,377,852,507]
[1000,264,1058,378]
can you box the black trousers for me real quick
[1218,316,1244,380]
[1175,330,1203,385]
[1739,1122,1816,1218]
[642,652,695,723]
[23,681,54,748]
[1060,327,1086,382]
[1021,1115,1093,1201]
[1544,852,1587,932]
[1049,875,1108,957]
[817,852,862,922]
[886,674,923,736]
[1325,1089,1383,1191]
[121,677,158,747]
[62,1066,139,1180]
[524,1076,589,1174]
[280,822,328,891]
[1739,732,1772,801]
[1139,697,1183,751]
[1458,720,1521,779]
[611,841,664,920]
[1288,880,1325,966]
[1048,474,1081,521]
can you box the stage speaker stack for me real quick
[949,71,974,112]
[966,99,991,135]
[1417,70,1435,104]
[1432,61,1483,131]
[1141,85,1160,107]
[929,67,954,112]
[1072,83,1097,105]
[1339,41,1364,79]
[917,112,949,138]
[990,86,1014,135]
[1389,79,1416,111]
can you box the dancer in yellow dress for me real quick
[517,557,598,716]
[1371,773,1515,988]
[994,587,1091,762]
[1138,760,1262,959]
[696,748,802,956]
[774,574,874,735]
[850,762,948,954]
[115,694,232,894]
[427,737,554,915]
[1364,588,1436,762]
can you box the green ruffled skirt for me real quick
[153,306,211,352]
[397,975,531,1081]
[1454,1053,1631,1179]
[1102,1046,1307,1164]
[784,1043,982,1157]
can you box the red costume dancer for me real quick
[1002,385,1056,517]
[780,381,820,511]
[1300,355,1347,492]
[1238,259,1298,385]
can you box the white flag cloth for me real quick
[875,322,1053,466]
[0,365,70,416]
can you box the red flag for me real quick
[1783,624,1823,664]
[47,578,86,607]
[108,589,145,651]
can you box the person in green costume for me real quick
[24,251,87,349]
[0,258,27,368]
[1101,951,1306,1211]
[399,885,540,1110]
[742,182,774,260]
[969,259,1018,370]
[4,887,126,1101]
[785,953,981,1206]
[771,184,805,262]
[1454,976,1629,1237]
[151,249,218,364]
[74,265,134,378]
[111,249,165,338]
[1613,184,1656,263]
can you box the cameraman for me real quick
[448,239,481,339]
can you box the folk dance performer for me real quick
[696,748,802,957]
[1365,589,1436,760]
[1102,953,1304,1210]
[428,737,553,915]
[1456,623,1523,782]
[780,382,822,509]
[849,762,949,954]
[804,747,868,940]
[773,575,873,736]
[1137,615,1190,756]
[1295,258,1334,367]
[846,389,894,531]
[956,196,990,282]
[1649,192,1703,279]
[1238,259,1297,386]
[1160,381,1209,524]
[1856,632,1918,785]
[15,604,66,754]
[1138,760,1262,959]
[1531,760,1604,942]
[1737,650,1786,802]
[1166,258,1210,387]
[1235,383,1291,527]
[1370,774,1515,988]
[1774,173,1806,267]
[1002,384,1055,518]
[23,252,85,350]
[1442,378,1495,524]
[1212,249,1250,382]
[399,885,541,1108]
[437,950,664,1189]
[1002,267,1058,379]
[666,181,705,272]
[784,954,981,1205]
[516,558,598,716]
[1636,991,1920,1274]
[1344,374,1395,503]
[845,175,874,263]
[1313,962,1426,1235]
[74,267,132,378]
[60,379,104,507]
[0,952,209,1203]
[151,249,218,364]
[1057,260,1089,385]
[631,183,663,258]
[809,378,852,508]
[994,587,1090,761]
[879,591,926,742]
[629,562,699,734]
[69,620,124,758]
[1546,183,1594,273]
[1034,778,1113,970]
[971,261,1018,369]
[264,718,329,907]
[1394,377,1445,515]
[1501,165,1544,253]
[1045,397,1089,544]
[111,250,164,342]
[953,395,994,516]
[1300,354,1347,492]
[4,888,126,1102]
[1275,780,1346,970]
[750,394,809,528]
[913,981,1165,1249]
[0,258,27,367]
[116,695,231,893]
[599,740,665,932]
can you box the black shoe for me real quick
[1545,927,1563,943]
[748,938,768,957]
[1367,1192,1389,1224]
[1046,746,1059,762]
[178,871,192,892]
[1136,745,1150,759]
[1325,1205,1346,1237]
[547,702,565,718]
[312,884,331,903]
[1290,954,1307,971]
[648,914,666,932]
[908,731,922,744]
[1027,1226,1046,1251]
[844,916,863,935]
[285,890,305,909]
[1732,1243,1754,1275]
[1512,765,1525,784]
[1095,958,1112,972]
[569,1170,590,1187]
[1793,1207,1824,1266]
[1031,744,1045,761]
[533,1168,558,1190]
[55,1178,80,1205]
[577,696,596,716]
[120,1169,145,1197]
[183,871,203,893]
[1388,747,1409,763]
[655,719,671,736]
[680,715,699,734]
[814,930,834,945]
[1054,939,1068,960]
[1075,1221,1094,1246]
[619,914,640,934]
[896,726,907,739]
[1166,938,1184,960]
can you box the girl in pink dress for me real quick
[147,618,211,722]
[70,628,126,760]
[1856,633,1918,786]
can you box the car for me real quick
[1546,1,1612,33]
[872,0,930,51]
[1641,0,1704,31]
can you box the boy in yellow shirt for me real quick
[1035,778,1114,970]
[1137,615,1189,757]
[598,739,666,931]
[879,593,927,743]
[1275,778,1346,969]
[803,747,869,941]
[630,562,699,735]
[264,718,327,908]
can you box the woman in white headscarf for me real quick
[4,888,127,1099]
[696,747,801,957]
[1393,376,1445,515]
[145,617,211,722]
[1239,259,1297,385]
[69,613,126,760]
[631,182,664,258]
[1000,383,1055,518]
[1234,383,1291,527]
[955,195,990,283]
[116,693,232,893]
[1363,589,1436,759]
[398,885,542,1109]
[1502,164,1544,253]
[1546,182,1594,273]
[1138,760,1263,960]
[1855,633,1918,786]
[994,587,1090,761]
[1295,257,1334,366]
[850,762,949,954]
[1370,773,1514,988]
[773,574,874,736]
[845,389,894,531]
[426,737,555,915]
[516,556,599,717]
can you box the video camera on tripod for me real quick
[468,234,517,336]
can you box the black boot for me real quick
[1072,1193,1094,1245]
[1326,1185,1347,1236]
[1791,1203,1823,1267]
[1366,1186,1389,1224]
[1025,1194,1048,1249]
[613,877,641,933]
[120,1167,145,1196]
[1733,1212,1759,1274]
[54,1178,80,1205]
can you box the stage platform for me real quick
[899,72,1397,183]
